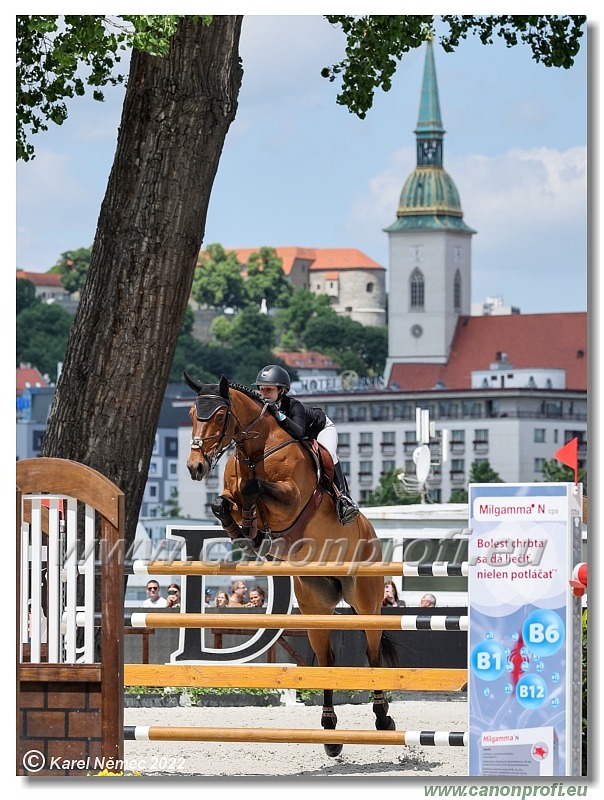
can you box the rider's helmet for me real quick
[255,365,291,392]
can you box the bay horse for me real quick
[184,372,396,756]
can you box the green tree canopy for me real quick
[191,243,246,310]
[16,303,73,380]
[17,278,39,314]
[243,247,293,311]
[541,457,587,490]
[50,246,93,293]
[273,288,335,350]
[303,314,388,376]
[448,459,504,503]
[322,15,585,118]
[364,467,421,506]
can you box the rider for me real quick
[254,364,359,526]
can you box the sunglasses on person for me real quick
[147,585,159,591]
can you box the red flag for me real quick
[554,437,578,483]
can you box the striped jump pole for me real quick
[129,612,468,632]
[124,726,468,746]
[130,559,468,577]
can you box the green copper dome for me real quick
[397,165,462,216]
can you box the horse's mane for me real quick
[228,382,263,406]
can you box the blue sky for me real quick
[15,14,590,314]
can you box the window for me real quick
[451,459,465,476]
[451,430,465,444]
[359,460,373,474]
[410,268,425,310]
[340,461,351,478]
[454,269,462,311]
[152,435,159,455]
[360,432,373,445]
[33,429,45,451]
[366,282,374,293]
[326,404,345,423]
[148,483,159,499]
[168,461,178,477]
[534,458,545,473]
[474,429,488,444]
[534,429,546,443]
[381,431,396,449]
[371,404,390,421]
[382,460,396,474]
[338,432,351,447]
[404,430,416,444]
[165,437,178,456]
[348,405,367,422]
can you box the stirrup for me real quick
[336,495,359,526]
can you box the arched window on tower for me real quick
[454,269,462,312]
[410,268,424,310]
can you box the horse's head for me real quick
[184,372,235,481]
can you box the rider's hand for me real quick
[265,401,286,422]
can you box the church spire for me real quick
[415,39,445,167]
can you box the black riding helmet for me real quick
[255,365,291,392]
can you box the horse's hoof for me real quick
[375,716,396,731]
[324,743,343,757]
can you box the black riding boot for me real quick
[333,461,360,526]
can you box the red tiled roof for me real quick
[229,247,316,276]
[16,270,63,287]
[310,248,383,271]
[16,366,48,394]
[388,313,587,392]
[274,351,340,371]
[225,247,383,276]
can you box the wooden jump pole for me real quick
[130,612,468,631]
[132,559,468,577]
[124,664,468,691]
[124,726,468,746]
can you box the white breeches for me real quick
[317,416,339,464]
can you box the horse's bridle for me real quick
[190,390,297,473]
[189,392,270,473]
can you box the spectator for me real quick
[246,586,266,608]
[204,587,213,605]
[382,580,405,607]
[420,593,436,607]
[214,591,229,607]
[143,580,168,607]
[166,583,180,608]
[228,580,248,607]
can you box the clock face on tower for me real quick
[411,324,423,339]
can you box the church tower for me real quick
[384,40,475,379]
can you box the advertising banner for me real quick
[468,483,583,776]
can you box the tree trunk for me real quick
[41,16,243,550]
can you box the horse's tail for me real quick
[380,631,400,668]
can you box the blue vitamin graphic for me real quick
[516,674,548,709]
[471,640,506,681]
[522,610,565,657]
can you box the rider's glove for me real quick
[265,401,286,422]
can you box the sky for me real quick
[14,14,591,316]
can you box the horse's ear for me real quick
[219,375,230,398]
[184,371,202,393]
